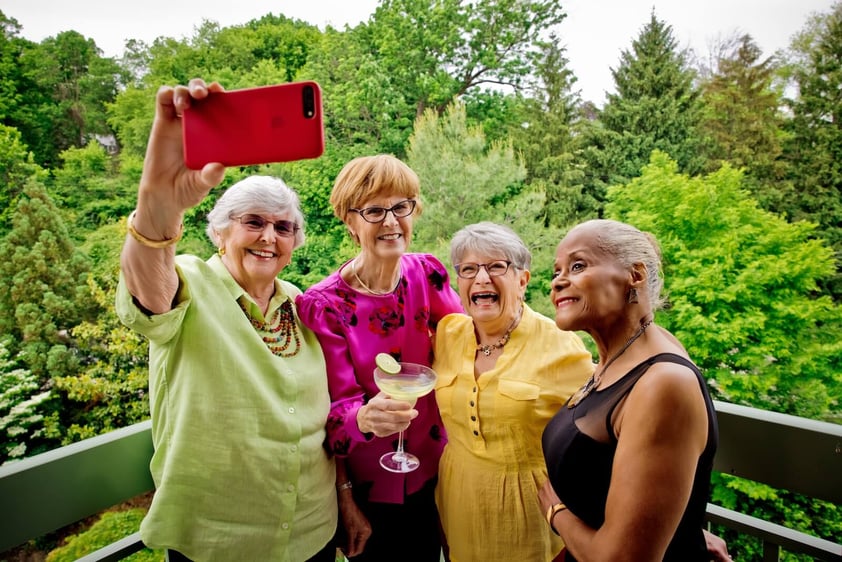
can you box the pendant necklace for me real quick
[567,318,653,408]
[239,299,302,357]
[476,307,522,357]
[351,258,401,296]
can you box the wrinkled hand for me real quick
[338,492,372,557]
[704,529,732,561]
[136,78,226,233]
[357,392,418,437]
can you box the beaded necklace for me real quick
[239,299,302,357]
[476,307,522,357]
[567,318,653,408]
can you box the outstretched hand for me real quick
[136,79,226,227]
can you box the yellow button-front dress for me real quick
[433,306,594,562]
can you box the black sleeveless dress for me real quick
[542,353,718,562]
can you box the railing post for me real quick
[762,540,780,562]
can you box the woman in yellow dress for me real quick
[433,222,594,561]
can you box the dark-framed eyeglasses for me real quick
[231,214,299,238]
[350,199,417,223]
[454,260,513,279]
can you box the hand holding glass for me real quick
[372,362,437,473]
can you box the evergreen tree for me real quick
[508,33,597,227]
[783,2,842,299]
[0,124,47,235]
[0,181,92,380]
[581,12,704,211]
[697,34,791,214]
[407,101,563,314]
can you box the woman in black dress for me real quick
[539,219,720,562]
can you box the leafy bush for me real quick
[46,508,161,562]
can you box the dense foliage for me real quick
[1,1,840,558]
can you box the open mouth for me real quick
[471,292,499,305]
[379,233,402,241]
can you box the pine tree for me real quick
[697,34,791,214]
[510,33,597,227]
[0,180,92,380]
[783,2,842,299]
[580,12,704,210]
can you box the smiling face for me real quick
[348,195,414,261]
[457,250,529,334]
[217,210,297,296]
[551,224,632,333]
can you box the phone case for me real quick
[182,81,325,169]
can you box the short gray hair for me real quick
[206,176,305,249]
[568,219,665,310]
[450,222,531,271]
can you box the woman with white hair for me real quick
[117,78,336,562]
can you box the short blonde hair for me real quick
[330,155,423,223]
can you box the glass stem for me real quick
[394,430,406,460]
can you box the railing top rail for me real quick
[712,400,842,505]
[0,421,154,553]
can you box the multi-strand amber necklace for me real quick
[240,299,302,358]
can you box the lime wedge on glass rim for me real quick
[375,353,401,375]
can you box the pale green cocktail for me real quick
[373,361,437,473]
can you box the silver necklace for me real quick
[476,307,522,356]
[351,258,401,296]
[567,318,653,408]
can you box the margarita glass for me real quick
[373,362,437,473]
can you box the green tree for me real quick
[0,123,47,235]
[17,31,124,167]
[0,181,93,380]
[301,27,414,155]
[607,151,841,421]
[697,34,791,214]
[364,0,565,115]
[783,2,842,300]
[506,33,596,227]
[53,221,150,443]
[407,101,562,314]
[581,12,704,211]
[51,143,136,236]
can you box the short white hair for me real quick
[206,176,305,249]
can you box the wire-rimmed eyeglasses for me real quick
[231,214,299,238]
[454,260,513,279]
[350,199,417,223]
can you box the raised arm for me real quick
[120,79,226,314]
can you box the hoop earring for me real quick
[627,288,639,304]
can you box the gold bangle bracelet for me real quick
[126,210,183,249]
[546,502,567,536]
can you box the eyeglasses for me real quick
[454,260,513,279]
[350,199,416,223]
[231,214,299,238]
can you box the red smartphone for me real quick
[182,81,325,169]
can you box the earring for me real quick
[627,288,638,304]
[218,247,226,256]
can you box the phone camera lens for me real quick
[302,85,316,119]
